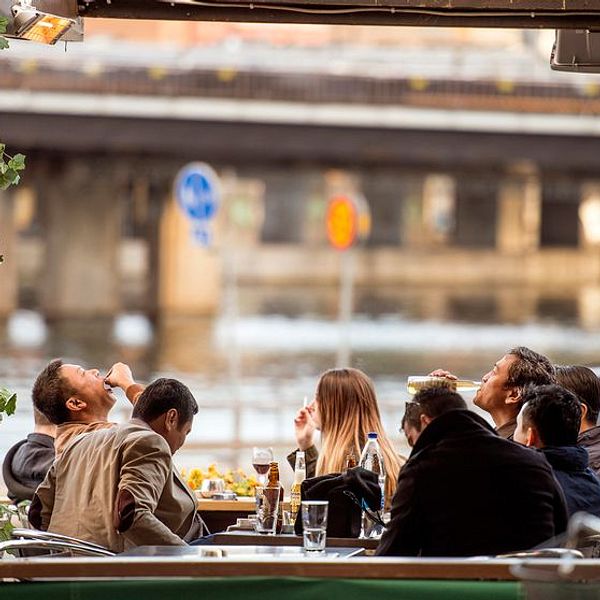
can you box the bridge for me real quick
[1,33,600,320]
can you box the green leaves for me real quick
[0,505,16,542]
[0,144,26,190]
[0,16,8,50]
[0,18,24,267]
[0,387,17,422]
[0,501,29,544]
[0,18,24,193]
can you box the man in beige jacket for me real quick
[32,359,145,454]
[30,378,202,552]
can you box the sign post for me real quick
[174,162,221,247]
[326,193,371,367]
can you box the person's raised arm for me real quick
[106,363,144,405]
[287,406,318,476]
[294,406,316,451]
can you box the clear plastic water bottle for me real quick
[359,431,386,539]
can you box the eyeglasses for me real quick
[399,400,423,434]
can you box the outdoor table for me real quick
[120,543,363,558]
[206,530,379,551]
[0,555,533,600]
[7,552,600,599]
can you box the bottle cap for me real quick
[367,432,378,439]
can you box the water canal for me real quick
[1,283,599,492]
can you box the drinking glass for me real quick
[301,500,329,553]
[252,447,273,486]
[255,485,280,534]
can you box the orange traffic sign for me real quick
[326,194,370,250]
[326,196,357,250]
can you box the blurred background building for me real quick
[1,22,600,489]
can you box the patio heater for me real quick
[0,0,82,44]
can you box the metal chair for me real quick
[5,528,114,557]
[497,548,584,559]
[0,537,115,557]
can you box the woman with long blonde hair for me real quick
[288,368,404,505]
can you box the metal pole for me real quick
[336,248,354,368]
[222,219,242,468]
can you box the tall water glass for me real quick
[301,500,328,553]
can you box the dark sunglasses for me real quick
[399,400,423,433]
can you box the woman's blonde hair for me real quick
[314,368,403,504]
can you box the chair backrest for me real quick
[11,528,113,554]
[0,538,115,557]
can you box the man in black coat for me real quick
[377,387,568,557]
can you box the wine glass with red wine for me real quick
[252,447,274,487]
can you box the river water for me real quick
[1,284,599,493]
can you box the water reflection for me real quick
[112,314,153,348]
[1,284,600,491]
[7,310,47,348]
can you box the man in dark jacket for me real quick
[2,408,56,502]
[555,365,600,477]
[514,384,600,518]
[377,387,568,557]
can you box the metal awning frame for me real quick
[79,0,600,29]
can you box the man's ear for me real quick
[420,414,433,429]
[164,408,179,431]
[65,396,86,413]
[581,402,589,423]
[525,426,539,448]
[505,387,521,406]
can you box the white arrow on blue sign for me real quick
[174,162,221,223]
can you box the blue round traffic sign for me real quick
[174,162,220,222]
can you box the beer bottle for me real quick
[343,451,358,473]
[265,461,282,534]
[265,462,285,533]
[406,376,481,395]
[290,451,306,525]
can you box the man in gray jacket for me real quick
[30,378,202,552]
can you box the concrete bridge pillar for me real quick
[497,166,541,254]
[39,160,121,319]
[0,188,18,318]
[157,193,222,316]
